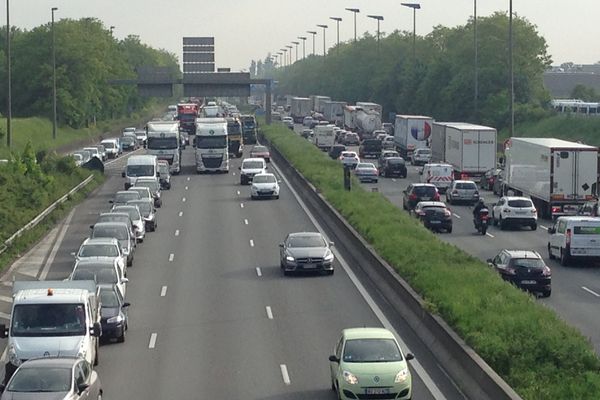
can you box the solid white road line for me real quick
[178,211,183,217]
[250,239,255,247]
[279,364,291,385]
[148,333,158,349]
[40,208,76,280]
[486,232,495,238]
[175,230,180,236]
[0,295,13,303]
[540,225,548,231]
[271,161,448,400]
[182,197,186,202]
[582,286,600,298]
[266,306,274,319]
[256,267,262,277]
[160,286,167,297]
[244,219,249,225]
[168,254,174,262]
[240,203,244,208]
[452,213,461,219]
[0,312,10,320]
[392,178,397,182]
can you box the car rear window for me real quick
[455,182,477,189]
[510,258,545,269]
[508,199,533,208]
[388,158,405,165]
[413,186,436,195]
[574,226,600,235]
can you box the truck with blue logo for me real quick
[394,115,434,159]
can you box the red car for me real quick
[250,145,271,163]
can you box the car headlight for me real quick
[285,255,295,262]
[77,347,87,360]
[107,314,124,324]
[395,368,409,383]
[324,252,334,261]
[343,370,359,385]
[8,346,22,367]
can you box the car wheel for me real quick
[283,270,291,276]
[325,270,334,276]
[447,226,453,233]
[402,201,407,210]
[127,258,132,267]
[499,216,506,230]
[548,244,555,260]
[275,195,280,199]
[560,248,570,266]
[251,195,256,200]
[374,179,378,183]
[531,223,537,231]
[542,290,551,298]
[492,212,498,226]
[331,379,336,391]
[117,328,126,343]
[94,347,99,366]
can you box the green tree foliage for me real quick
[571,84,600,102]
[0,18,179,128]
[274,13,551,130]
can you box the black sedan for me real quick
[413,201,453,233]
[402,183,440,211]
[99,284,130,343]
[279,232,335,276]
[487,249,551,297]
[379,157,407,178]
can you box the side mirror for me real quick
[0,324,7,339]
[91,322,102,337]
[156,172,160,177]
[121,172,126,178]
[402,190,407,194]
[548,228,555,234]
[77,383,90,395]
[328,355,340,363]
[109,200,114,204]
[143,143,147,149]
[70,252,76,256]
[121,278,129,284]
[486,258,493,264]
[89,225,94,229]
[238,166,241,170]
[329,241,335,247]
[278,243,284,248]
[405,353,415,361]
[123,302,131,308]
[0,383,5,393]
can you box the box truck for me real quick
[322,101,347,126]
[310,95,331,113]
[393,115,434,159]
[291,97,311,123]
[504,137,599,219]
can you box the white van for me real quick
[548,216,600,265]
[420,163,453,193]
[122,154,159,190]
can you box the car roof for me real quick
[417,201,447,207]
[452,180,476,184]
[99,212,130,219]
[75,258,117,268]
[135,177,158,182]
[82,237,119,245]
[113,205,139,213]
[129,186,151,192]
[287,232,323,238]
[557,216,600,223]
[502,196,532,201]
[501,250,542,259]
[19,357,80,369]
[243,157,265,163]
[92,222,128,229]
[412,183,437,188]
[357,163,376,168]
[253,173,276,178]
[342,151,357,156]
[343,327,396,340]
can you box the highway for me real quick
[293,123,600,354]
[0,143,467,399]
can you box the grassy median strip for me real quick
[261,122,600,399]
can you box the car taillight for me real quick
[409,193,417,201]
[531,209,537,214]
[503,208,511,213]
[542,266,552,277]
[566,229,572,246]
[551,206,561,214]
[417,211,426,216]
[433,193,440,201]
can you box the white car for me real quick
[74,237,127,279]
[101,138,121,158]
[112,205,146,242]
[411,148,432,166]
[240,157,267,185]
[339,151,360,169]
[251,173,280,200]
[282,116,294,129]
[71,153,84,167]
[83,147,102,160]
[548,216,600,265]
[492,196,537,230]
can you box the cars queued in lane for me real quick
[279,232,335,276]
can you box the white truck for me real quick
[0,280,101,383]
[146,121,181,174]
[291,97,311,123]
[312,124,335,151]
[393,115,434,159]
[310,95,331,113]
[322,101,347,126]
[343,105,357,131]
[431,122,497,180]
[504,137,599,219]
[203,105,220,118]
[355,107,382,139]
[194,118,229,173]
[356,102,383,115]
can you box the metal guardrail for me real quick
[0,174,95,256]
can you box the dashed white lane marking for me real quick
[582,286,600,297]
[256,267,262,277]
[148,333,158,349]
[240,203,244,208]
[168,254,174,262]
[266,306,274,319]
[452,213,461,219]
[179,211,183,217]
[40,208,76,280]
[237,190,241,195]
[279,364,291,385]
[244,219,249,225]
[182,197,186,202]
[250,239,255,247]
[0,295,13,303]
[233,172,236,176]
[540,225,548,231]
[185,186,189,190]
[0,312,10,320]
[175,230,180,236]
[486,232,495,238]
[187,177,190,181]
[160,286,167,297]
[392,178,397,182]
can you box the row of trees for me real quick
[0,18,179,128]
[264,12,552,130]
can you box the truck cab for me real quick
[194,118,229,173]
[226,117,244,158]
[146,121,181,174]
[240,115,257,144]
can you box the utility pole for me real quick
[367,15,384,52]
[286,45,293,64]
[307,31,317,55]
[52,7,58,140]
[317,24,328,57]
[330,17,342,54]
[345,8,360,42]
[509,0,514,136]
[292,41,299,62]
[298,36,307,59]
[474,0,478,121]
[401,3,421,61]
[5,0,12,147]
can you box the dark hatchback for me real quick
[99,283,130,343]
[358,138,382,159]
[379,157,407,178]
[487,250,551,297]
[402,183,440,211]
[414,201,453,233]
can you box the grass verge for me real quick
[261,119,600,399]
[501,113,600,146]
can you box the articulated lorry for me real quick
[504,137,599,219]
[343,105,357,131]
[322,101,347,126]
[393,115,434,159]
[354,107,382,139]
[240,115,258,144]
[177,103,199,134]
[310,95,331,113]
[226,117,244,158]
[146,121,181,174]
[194,118,229,173]
[291,97,311,123]
[431,122,497,180]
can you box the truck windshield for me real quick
[147,137,178,150]
[228,124,241,135]
[11,303,87,337]
[196,136,227,149]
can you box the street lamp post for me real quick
[298,36,307,59]
[317,24,328,57]
[345,8,360,42]
[367,15,384,52]
[401,3,421,60]
[277,52,283,68]
[286,45,293,64]
[329,17,342,54]
[292,41,299,63]
[51,7,58,140]
[110,25,115,36]
[509,0,514,136]
[281,48,287,67]
[307,31,317,56]
[473,0,478,121]
[5,0,12,147]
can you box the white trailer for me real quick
[504,137,599,219]
[393,115,434,159]
[322,101,347,126]
[310,95,331,113]
[343,105,357,130]
[291,97,311,123]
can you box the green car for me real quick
[329,327,414,400]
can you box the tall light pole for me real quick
[110,25,115,36]
[367,15,384,52]
[292,41,299,63]
[298,36,307,59]
[330,17,342,54]
[277,52,283,68]
[307,31,317,55]
[317,24,328,56]
[51,7,58,140]
[401,3,421,60]
[5,0,12,147]
[509,0,514,136]
[345,8,360,42]
[473,0,478,121]
[286,45,293,64]
[281,48,287,67]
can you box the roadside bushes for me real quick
[262,122,600,399]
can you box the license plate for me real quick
[366,388,390,395]
[422,197,431,201]
[303,264,316,269]
[430,220,441,224]
[521,280,537,285]
[515,211,527,215]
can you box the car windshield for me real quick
[511,258,545,269]
[508,199,533,208]
[343,339,402,363]
[416,149,431,155]
[252,146,268,153]
[92,226,128,240]
[253,175,276,184]
[126,165,154,177]
[357,163,375,169]
[243,161,264,169]
[103,142,116,149]
[72,267,118,284]
[455,182,477,189]
[97,215,129,226]
[100,288,120,308]
[137,181,159,192]
[429,167,451,176]
[113,207,141,221]
[422,206,447,213]
[342,152,356,158]
[11,303,86,337]
[388,158,405,165]
[129,201,151,217]
[121,137,135,144]
[413,186,436,195]
[287,235,326,248]
[130,189,150,199]
[115,192,140,203]
[79,244,119,257]
[383,152,399,158]
[7,367,71,392]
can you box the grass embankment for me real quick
[501,113,600,145]
[261,120,600,399]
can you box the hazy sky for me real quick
[5,1,598,70]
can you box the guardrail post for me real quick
[343,166,352,191]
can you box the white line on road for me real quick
[392,178,397,182]
[540,225,548,231]
[486,232,495,238]
[240,203,244,208]
[266,306,274,319]
[182,197,186,202]
[279,364,291,385]
[250,239,255,247]
[185,186,189,190]
[179,211,183,217]
[582,286,600,297]
[256,267,262,277]
[39,208,76,280]
[148,333,158,349]
[271,161,448,400]
[168,254,174,262]
[452,213,461,219]
[160,286,167,297]
[0,312,10,320]
[244,219,249,225]
[0,295,13,303]
[175,230,180,236]
[237,190,240,195]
